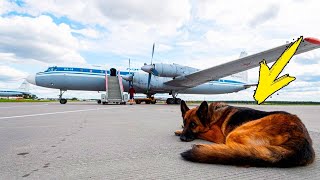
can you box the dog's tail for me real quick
[181,140,314,167]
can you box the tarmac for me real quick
[0,102,319,179]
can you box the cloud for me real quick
[96,0,190,25]
[0,0,19,14]
[0,65,28,82]
[249,4,280,27]
[0,15,86,65]
[294,57,319,65]
[297,75,320,82]
[4,0,191,57]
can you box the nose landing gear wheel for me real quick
[60,98,67,104]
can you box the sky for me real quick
[0,0,320,101]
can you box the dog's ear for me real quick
[197,101,208,126]
[181,100,189,118]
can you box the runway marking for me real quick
[0,125,56,129]
[0,106,123,120]
[0,104,49,109]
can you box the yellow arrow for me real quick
[254,36,303,104]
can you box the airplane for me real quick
[26,37,320,104]
[0,81,35,98]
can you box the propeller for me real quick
[141,43,160,94]
[122,58,134,84]
[147,43,154,93]
[151,43,155,64]
[141,43,159,76]
[128,58,132,87]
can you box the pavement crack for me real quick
[22,173,31,178]
[43,163,50,168]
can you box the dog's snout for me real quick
[180,133,195,142]
[180,135,187,141]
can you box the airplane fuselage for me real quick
[28,67,247,95]
[0,90,31,97]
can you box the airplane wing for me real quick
[164,37,320,88]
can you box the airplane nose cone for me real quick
[26,74,36,85]
[141,65,153,73]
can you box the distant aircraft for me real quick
[26,37,320,104]
[0,81,34,98]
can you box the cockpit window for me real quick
[44,66,58,72]
[45,67,53,72]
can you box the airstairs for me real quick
[101,68,127,105]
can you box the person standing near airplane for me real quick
[129,85,136,105]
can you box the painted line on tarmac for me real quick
[0,104,49,109]
[0,107,123,120]
[0,125,56,129]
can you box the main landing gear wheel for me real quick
[166,98,181,104]
[175,98,181,104]
[60,98,67,104]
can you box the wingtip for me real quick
[304,37,320,45]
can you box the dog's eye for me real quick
[190,122,197,128]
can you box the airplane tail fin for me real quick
[229,51,248,83]
[18,80,30,92]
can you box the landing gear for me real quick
[166,98,181,104]
[166,98,175,104]
[59,89,67,104]
[175,98,181,104]
[60,98,67,104]
[166,91,182,104]
[97,100,101,104]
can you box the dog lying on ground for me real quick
[175,101,314,167]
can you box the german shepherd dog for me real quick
[175,101,315,167]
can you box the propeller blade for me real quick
[151,43,155,64]
[151,68,159,76]
[147,73,152,92]
[128,58,133,87]
[129,58,131,73]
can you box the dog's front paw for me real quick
[174,130,182,136]
[191,144,205,149]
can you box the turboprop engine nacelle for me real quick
[141,63,198,77]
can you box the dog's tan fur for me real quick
[176,101,315,167]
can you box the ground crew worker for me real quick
[129,85,136,105]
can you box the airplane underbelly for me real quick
[180,82,246,94]
[36,74,105,91]
[65,75,105,91]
